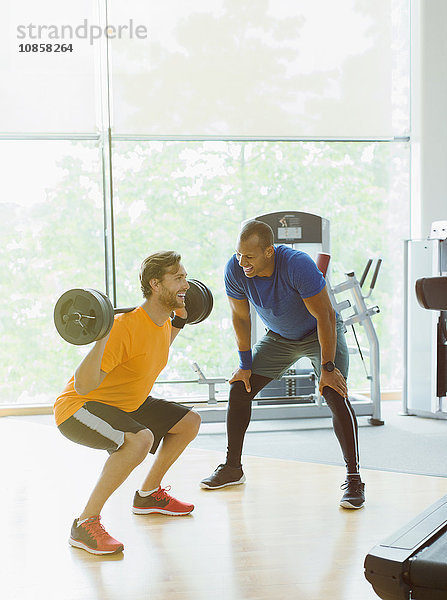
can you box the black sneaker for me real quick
[340,479,365,509]
[200,463,246,489]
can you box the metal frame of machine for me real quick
[403,220,447,419]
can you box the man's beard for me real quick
[159,285,183,312]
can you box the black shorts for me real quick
[58,396,191,454]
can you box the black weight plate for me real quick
[184,280,203,324]
[195,279,213,323]
[200,281,214,322]
[184,279,213,325]
[85,289,114,341]
[54,288,112,345]
[54,289,100,345]
[92,289,115,338]
[192,280,207,323]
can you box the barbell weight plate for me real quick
[54,288,114,345]
[195,279,213,323]
[86,288,115,341]
[184,280,203,324]
[185,279,213,325]
[200,281,214,322]
[94,288,116,337]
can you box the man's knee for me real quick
[229,380,255,402]
[229,374,271,404]
[322,385,342,404]
[123,429,154,462]
[322,386,352,417]
[168,410,201,438]
[187,409,201,438]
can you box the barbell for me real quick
[54,278,213,346]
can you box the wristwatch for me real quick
[322,361,335,372]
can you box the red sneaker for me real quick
[69,515,124,555]
[132,486,194,515]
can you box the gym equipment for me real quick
[364,494,447,600]
[415,276,447,400]
[54,278,213,345]
[325,256,383,425]
[415,277,447,311]
[183,278,214,325]
[257,369,316,404]
[154,362,226,404]
[403,220,447,418]
[365,278,447,599]
[218,210,383,425]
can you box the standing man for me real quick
[200,221,365,509]
[54,251,201,555]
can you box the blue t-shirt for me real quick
[224,245,325,340]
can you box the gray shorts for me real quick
[58,396,191,455]
[252,316,349,381]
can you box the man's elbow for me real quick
[327,305,336,321]
[328,306,336,327]
[73,373,97,396]
[318,305,336,326]
[74,378,93,396]
[233,314,251,329]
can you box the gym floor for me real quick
[1,408,447,600]
[190,400,447,477]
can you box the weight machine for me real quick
[403,220,447,418]
[198,210,383,424]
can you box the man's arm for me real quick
[302,286,348,398]
[170,306,188,344]
[228,296,253,392]
[74,334,109,395]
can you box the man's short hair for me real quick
[139,251,181,298]
[239,220,274,250]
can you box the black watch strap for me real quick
[322,360,335,372]
[171,315,188,329]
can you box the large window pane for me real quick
[0,1,97,133]
[0,141,105,404]
[112,140,410,398]
[110,0,409,137]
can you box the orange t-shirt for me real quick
[54,307,171,426]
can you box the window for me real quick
[110,0,409,138]
[1,1,411,406]
[0,141,104,404]
[113,140,409,396]
[1,0,98,133]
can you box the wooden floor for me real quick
[1,418,447,600]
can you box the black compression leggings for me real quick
[226,375,360,475]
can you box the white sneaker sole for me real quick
[200,475,246,489]
[132,507,194,515]
[339,500,365,509]
[69,537,123,555]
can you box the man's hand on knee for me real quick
[319,368,348,398]
[229,368,252,393]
